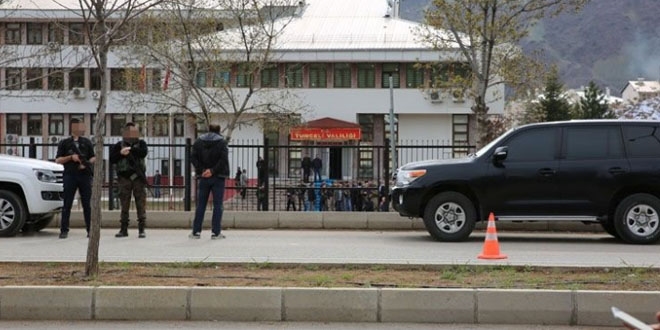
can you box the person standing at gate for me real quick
[56,118,95,239]
[153,170,162,198]
[190,123,229,239]
[301,153,312,183]
[110,122,149,238]
[312,154,322,182]
[239,168,247,199]
[256,155,266,186]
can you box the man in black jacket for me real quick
[110,122,149,238]
[55,118,96,239]
[190,123,229,239]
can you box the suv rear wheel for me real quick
[423,192,476,242]
[614,193,660,244]
[0,190,27,237]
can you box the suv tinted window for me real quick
[565,126,623,160]
[623,125,660,158]
[505,127,556,161]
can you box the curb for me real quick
[61,211,605,233]
[1,286,658,325]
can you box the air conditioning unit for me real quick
[47,41,60,51]
[5,134,18,144]
[72,87,86,99]
[50,136,62,144]
[5,147,18,156]
[426,89,443,103]
[91,90,100,100]
[452,89,465,103]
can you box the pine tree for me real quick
[539,68,571,122]
[577,81,614,119]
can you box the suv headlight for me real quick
[34,169,57,183]
[396,169,427,186]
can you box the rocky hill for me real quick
[400,0,660,96]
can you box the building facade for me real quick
[0,0,504,182]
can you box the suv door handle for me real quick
[538,168,556,176]
[608,167,626,175]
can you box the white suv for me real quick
[0,154,64,236]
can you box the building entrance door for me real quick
[329,147,342,180]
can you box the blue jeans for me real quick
[193,176,225,235]
[313,168,321,182]
[61,172,92,233]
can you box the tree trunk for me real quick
[472,96,490,149]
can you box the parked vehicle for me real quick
[392,120,660,244]
[0,155,64,236]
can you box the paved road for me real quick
[3,229,659,267]
[0,321,616,329]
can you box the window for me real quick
[357,63,376,88]
[5,23,21,44]
[6,114,22,135]
[152,114,169,137]
[381,64,400,88]
[195,70,207,87]
[564,126,623,160]
[452,115,469,157]
[235,65,251,87]
[505,128,557,162]
[406,63,423,88]
[110,114,126,136]
[152,69,162,91]
[358,147,374,179]
[623,126,660,158]
[430,62,471,88]
[27,114,42,135]
[212,70,229,87]
[26,68,43,90]
[69,68,85,89]
[89,114,96,135]
[288,141,302,177]
[27,23,43,45]
[111,69,127,90]
[5,68,21,90]
[47,23,64,44]
[90,68,102,90]
[48,69,64,90]
[68,23,84,45]
[358,114,374,143]
[174,115,184,137]
[162,159,182,177]
[285,63,303,88]
[260,65,279,87]
[48,114,64,136]
[309,64,327,88]
[333,63,351,88]
[134,114,146,136]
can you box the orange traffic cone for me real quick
[478,213,507,260]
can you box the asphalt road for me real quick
[0,321,616,330]
[2,229,659,267]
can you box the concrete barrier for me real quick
[380,288,474,323]
[62,210,606,232]
[190,287,281,321]
[95,286,188,320]
[0,286,92,320]
[1,286,658,324]
[477,289,574,325]
[283,288,378,322]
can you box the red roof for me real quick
[301,117,360,129]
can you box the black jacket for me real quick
[56,136,95,176]
[191,132,229,178]
[109,139,148,179]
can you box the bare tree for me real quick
[131,0,307,141]
[55,0,167,277]
[419,0,587,147]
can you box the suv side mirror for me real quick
[493,146,508,164]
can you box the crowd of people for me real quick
[284,181,389,212]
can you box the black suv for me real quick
[392,120,660,244]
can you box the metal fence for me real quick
[1,137,475,212]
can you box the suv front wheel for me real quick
[0,190,27,237]
[614,193,660,244]
[423,192,476,242]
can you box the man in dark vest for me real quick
[110,122,149,238]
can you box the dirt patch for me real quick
[1,262,658,290]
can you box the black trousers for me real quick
[61,172,92,233]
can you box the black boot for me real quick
[138,223,146,238]
[115,223,128,238]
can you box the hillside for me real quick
[400,0,660,96]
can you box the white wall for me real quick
[397,114,452,143]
